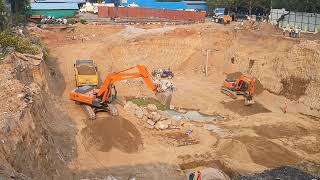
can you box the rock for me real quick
[145,124,155,129]
[135,108,144,119]
[147,112,153,119]
[152,112,161,122]
[142,108,149,116]
[142,116,148,122]
[147,119,155,126]
[147,104,157,111]
[155,120,170,130]
[124,101,138,113]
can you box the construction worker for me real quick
[197,171,202,180]
[297,27,302,38]
[189,172,195,180]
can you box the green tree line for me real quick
[207,0,320,14]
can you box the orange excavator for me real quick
[69,65,172,119]
[221,74,256,105]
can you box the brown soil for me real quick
[253,124,308,139]
[299,113,320,122]
[81,116,143,153]
[19,22,320,178]
[280,76,311,101]
[236,136,301,168]
[223,100,271,116]
[77,66,96,75]
[164,132,200,147]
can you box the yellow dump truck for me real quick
[74,60,98,87]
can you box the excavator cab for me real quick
[221,74,256,105]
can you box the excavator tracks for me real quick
[82,104,96,120]
[108,104,119,116]
[221,87,237,99]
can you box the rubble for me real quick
[155,120,170,130]
[124,101,178,130]
[147,104,158,111]
[135,108,144,119]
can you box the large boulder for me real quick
[147,119,155,126]
[152,112,162,122]
[155,120,171,130]
[124,101,138,113]
[135,108,144,119]
[147,104,157,112]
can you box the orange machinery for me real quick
[70,65,171,119]
[221,74,256,105]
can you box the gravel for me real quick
[235,166,319,180]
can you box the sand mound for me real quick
[81,117,143,153]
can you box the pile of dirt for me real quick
[77,65,96,75]
[243,21,280,34]
[236,166,318,180]
[81,116,143,153]
[223,100,271,116]
[236,136,301,168]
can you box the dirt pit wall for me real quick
[0,54,76,179]
[230,40,320,110]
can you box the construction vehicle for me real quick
[221,74,256,105]
[74,60,99,87]
[69,65,173,119]
[152,68,174,79]
[211,8,232,24]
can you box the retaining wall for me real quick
[98,6,206,23]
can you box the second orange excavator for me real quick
[69,65,173,119]
[221,74,256,105]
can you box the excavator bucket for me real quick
[156,91,173,107]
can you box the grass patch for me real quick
[129,98,168,111]
[0,31,41,55]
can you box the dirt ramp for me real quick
[81,117,143,153]
[236,136,301,168]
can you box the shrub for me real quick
[0,31,41,55]
[80,19,87,24]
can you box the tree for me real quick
[0,0,9,30]
[272,0,320,13]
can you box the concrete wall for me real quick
[270,9,320,33]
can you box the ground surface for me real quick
[25,22,320,179]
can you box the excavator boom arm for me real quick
[97,65,158,103]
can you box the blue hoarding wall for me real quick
[105,0,207,10]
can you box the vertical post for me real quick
[205,49,210,77]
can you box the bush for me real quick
[80,19,87,24]
[0,31,41,55]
